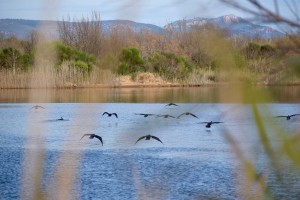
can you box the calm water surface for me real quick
[1,87,300,199]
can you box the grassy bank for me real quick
[1,16,300,88]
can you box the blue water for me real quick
[1,103,300,199]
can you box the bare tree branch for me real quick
[220,0,300,29]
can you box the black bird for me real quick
[165,103,179,107]
[80,134,103,146]
[135,113,156,118]
[156,114,176,118]
[135,134,163,144]
[275,114,300,120]
[57,117,64,121]
[102,112,118,118]
[177,112,198,119]
[200,121,223,128]
[31,105,45,109]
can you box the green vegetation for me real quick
[0,47,33,71]
[148,52,192,81]
[0,16,300,88]
[117,47,145,75]
[55,41,95,75]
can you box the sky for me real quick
[0,0,297,27]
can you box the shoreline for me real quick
[1,82,300,89]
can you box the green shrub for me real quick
[243,42,276,59]
[117,48,146,75]
[0,47,33,71]
[148,52,192,81]
[55,42,95,73]
[190,50,218,69]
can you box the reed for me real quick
[15,1,300,199]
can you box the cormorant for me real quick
[200,121,224,128]
[165,103,179,107]
[102,112,118,118]
[31,105,45,109]
[157,114,176,118]
[80,134,103,145]
[135,134,163,144]
[135,113,156,117]
[177,112,198,119]
[275,114,300,120]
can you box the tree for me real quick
[58,11,104,57]
[0,47,33,72]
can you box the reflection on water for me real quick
[1,85,300,103]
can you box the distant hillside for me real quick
[0,15,284,40]
[165,14,284,38]
[0,19,164,39]
[0,19,58,39]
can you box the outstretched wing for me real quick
[291,114,300,117]
[212,122,224,124]
[135,136,146,144]
[93,135,103,146]
[177,113,185,118]
[189,113,198,118]
[112,113,118,118]
[102,112,109,116]
[151,136,163,144]
[275,115,287,118]
[80,134,92,140]
[199,122,210,124]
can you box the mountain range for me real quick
[0,15,284,40]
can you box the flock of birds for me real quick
[31,103,300,146]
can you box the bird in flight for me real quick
[200,121,224,128]
[102,112,118,118]
[135,113,156,117]
[177,112,198,119]
[80,134,103,146]
[165,103,179,107]
[156,114,176,118]
[135,134,163,144]
[275,114,300,120]
[31,105,45,109]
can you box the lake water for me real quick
[1,87,300,199]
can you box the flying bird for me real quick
[135,113,156,117]
[80,134,103,145]
[177,112,198,119]
[165,103,179,107]
[275,114,300,120]
[102,112,118,118]
[135,134,163,144]
[200,121,224,128]
[31,105,45,109]
[156,114,176,118]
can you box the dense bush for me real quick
[243,42,276,59]
[148,52,192,81]
[117,48,146,75]
[55,42,95,74]
[0,47,33,71]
